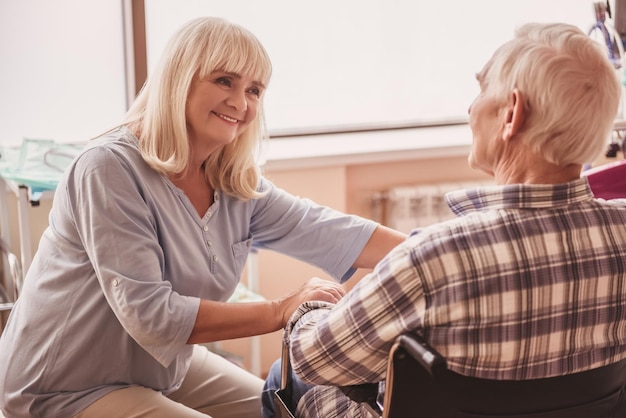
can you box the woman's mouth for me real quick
[213,112,238,123]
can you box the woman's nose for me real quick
[226,89,248,111]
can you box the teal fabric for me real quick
[0,138,85,196]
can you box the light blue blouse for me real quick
[0,128,378,418]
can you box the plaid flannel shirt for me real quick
[287,178,626,417]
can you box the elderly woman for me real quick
[0,17,405,418]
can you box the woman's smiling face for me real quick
[185,71,265,150]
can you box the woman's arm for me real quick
[187,277,345,343]
[251,179,406,282]
[351,224,407,269]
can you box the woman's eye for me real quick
[247,87,261,97]
[216,77,232,87]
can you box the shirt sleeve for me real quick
[63,145,199,367]
[250,178,379,283]
[288,239,426,385]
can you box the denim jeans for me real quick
[261,358,314,418]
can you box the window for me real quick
[0,0,613,146]
[0,0,126,145]
[145,0,602,135]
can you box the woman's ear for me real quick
[502,88,525,141]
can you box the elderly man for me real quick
[263,21,626,418]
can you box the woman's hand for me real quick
[276,277,346,326]
[189,277,346,344]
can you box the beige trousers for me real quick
[75,345,264,418]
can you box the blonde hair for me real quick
[480,22,621,166]
[123,17,272,199]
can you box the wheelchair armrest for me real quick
[340,383,379,403]
[396,333,447,377]
[340,383,381,416]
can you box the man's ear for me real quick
[502,88,525,141]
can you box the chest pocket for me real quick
[229,238,253,281]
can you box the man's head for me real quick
[468,22,621,178]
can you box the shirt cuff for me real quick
[284,300,335,344]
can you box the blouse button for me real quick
[203,226,209,232]
[112,279,119,287]
[213,255,219,262]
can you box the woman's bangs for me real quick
[207,37,271,85]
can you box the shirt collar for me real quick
[446,177,594,217]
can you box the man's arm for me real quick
[288,240,423,386]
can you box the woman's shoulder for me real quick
[57,128,153,189]
[257,176,275,192]
[83,126,139,153]
[76,127,143,167]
